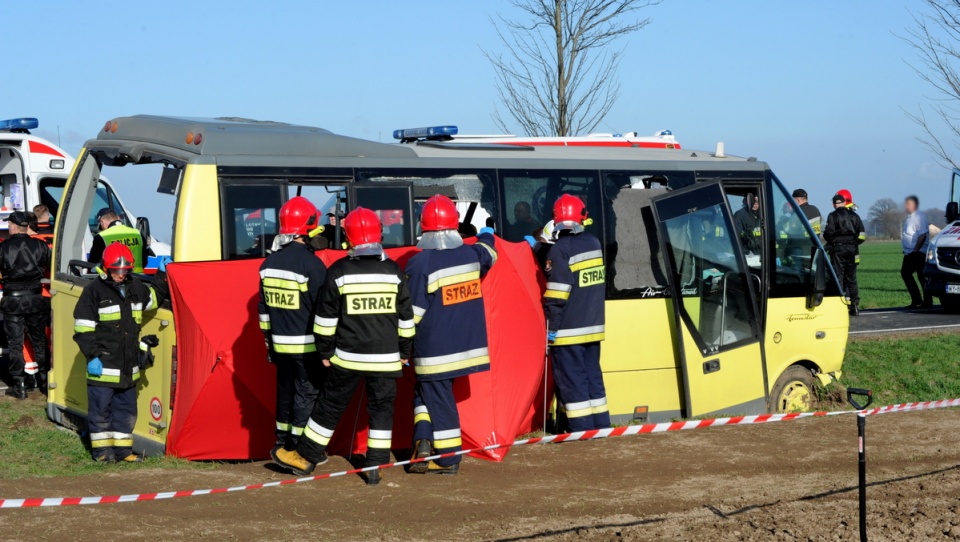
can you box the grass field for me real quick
[857,240,915,309]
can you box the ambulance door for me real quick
[651,181,768,417]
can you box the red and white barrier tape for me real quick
[2,399,958,509]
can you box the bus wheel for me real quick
[769,365,816,413]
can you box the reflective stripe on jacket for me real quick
[544,232,605,346]
[258,242,327,355]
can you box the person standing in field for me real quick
[792,188,822,236]
[823,192,866,316]
[901,195,932,309]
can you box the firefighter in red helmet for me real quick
[543,194,609,432]
[405,195,497,475]
[73,242,164,462]
[258,196,328,462]
[274,207,415,486]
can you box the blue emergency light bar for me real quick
[0,118,39,132]
[393,125,458,141]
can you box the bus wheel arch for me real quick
[768,363,818,414]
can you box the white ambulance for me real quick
[0,117,168,263]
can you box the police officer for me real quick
[405,195,497,475]
[73,243,164,462]
[258,197,328,463]
[88,209,145,273]
[543,195,609,432]
[824,192,866,316]
[1,212,51,398]
[274,208,414,486]
[733,194,763,255]
[792,189,822,236]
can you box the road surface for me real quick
[851,306,960,336]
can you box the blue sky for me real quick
[1,1,950,234]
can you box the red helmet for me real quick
[102,242,135,272]
[553,194,588,225]
[279,196,321,236]
[836,189,853,206]
[420,195,459,232]
[343,207,382,247]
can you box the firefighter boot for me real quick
[363,468,382,486]
[121,454,144,463]
[407,439,432,474]
[5,379,27,400]
[23,375,37,392]
[36,372,48,395]
[426,461,460,476]
[275,449,323,476]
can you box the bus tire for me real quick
[769,365,816,413]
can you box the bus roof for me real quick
[88,115,769,173]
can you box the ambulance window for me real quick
[358,169,498,240]
[498,170,602,244]
[769,177,818,298]
[220,182,285,259]
[602,172,674,299]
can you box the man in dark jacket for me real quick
[823,193,866,316]
[1,211,51,398]
[792,189,822,236]
[733,194,763,255]
[274,207,414,486]
[73,242,164,462]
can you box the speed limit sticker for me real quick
[149,397,163,421]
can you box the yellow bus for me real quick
[48,116,847,456]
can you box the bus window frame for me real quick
[217,177,288,261]
[497,168,606,245]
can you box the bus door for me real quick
[348,182,415,248]
[652,181,768,417]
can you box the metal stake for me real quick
[847,387,873,542]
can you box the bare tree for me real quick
[904,0,960,168]
[867,198,905,239]
[925,207,948,227]
[485,0,658,137]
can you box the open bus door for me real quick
[347,182,415,247]
[652,181,768,417]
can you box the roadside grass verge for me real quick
[0,395,213,480]
[858,241,912,309]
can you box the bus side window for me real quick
[769,179,817,298]
[219,182,285,259]
[498,170,602,245]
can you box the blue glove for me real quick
[87,357,103,377]
[478,227,495,237]
[157,256,174,272]
[524,235,537,248]
[547,331,557,344]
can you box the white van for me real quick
[0,118,169,262]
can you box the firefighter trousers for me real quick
[298,366,396,466]
[552,342,610,432]
[3,309,47,380]
[273,353,324,451]
[830,244,859,305]
[413,379,463,467]
[87,384,137,461]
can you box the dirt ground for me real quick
[2,409,960,542]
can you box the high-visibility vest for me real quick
[99,224,145,273]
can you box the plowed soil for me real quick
[2,409,960,541]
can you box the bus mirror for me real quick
[807,247,827,309]
[946,202,959,224]
[136,216,151,245]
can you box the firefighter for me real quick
[1,212,51,399]
[73,242,164,462]
[274,208,414,486]
[258,196,328,462]
[543,195,609,432]
[88,209,145,273]
[733,193,763,255]
[405,195,497,475]
[823,192,866,316]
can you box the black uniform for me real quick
[0,233,51,390]
[258,241,327,451]
[73,272,164,460]
[823,207,865,309]
[298,254,415,467]
[799,203,822,236]
[733,206,763,254]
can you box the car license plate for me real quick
[947,284,960,294]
